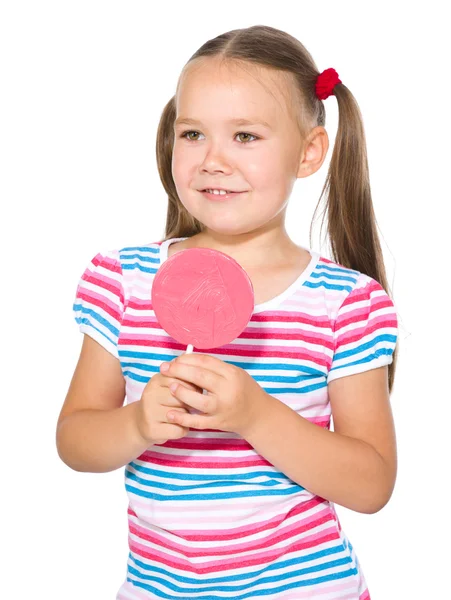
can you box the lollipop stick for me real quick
[184,344,204,404]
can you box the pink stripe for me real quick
[129,518,337,561]
[129,522,338,573]
[130,517,339,558]
[130,507,334,552]
[120,335,331,364]
[310,416,330,427]
[129,497,328,539]
[138,450,275,467]
[82,269,122,295]
[336,285,395,327]
[136,446,319,465]
[76,288,122,322]
[336,302,395,327]
[160,437,259,450]
[91,251,122,273]
[335,314,397,346]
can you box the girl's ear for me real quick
[297,126,329,179]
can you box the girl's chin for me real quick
[197,220,258,237]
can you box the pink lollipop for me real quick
[151,247,254,353]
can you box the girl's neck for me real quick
[177,230,304,271]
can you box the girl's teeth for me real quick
[206,189,231,195]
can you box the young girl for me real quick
[58,25,399,600]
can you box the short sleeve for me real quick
[72,249,125,359]
[327,273,398,384]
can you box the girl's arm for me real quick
[56,402,151,473]
[243,365,396,514]
[56,335,150,473]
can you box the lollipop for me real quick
[151,247,254,353]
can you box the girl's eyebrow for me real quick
[174,117,273,130]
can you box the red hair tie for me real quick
[315,68,342,100]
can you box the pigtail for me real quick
[311,83,398,393]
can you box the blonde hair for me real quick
[155,24,398,393]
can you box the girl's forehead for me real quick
[176,60,293,124]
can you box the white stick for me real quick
[184,344,203,406]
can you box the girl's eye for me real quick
[180,131,258,144]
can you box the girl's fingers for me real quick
[178,380,202,392]
[167,385,214,430]
[162,362,218,393]
[169,381,209,414]
[162,375,203,393]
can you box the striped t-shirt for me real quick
[72,236,398,600]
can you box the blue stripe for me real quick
[120,252,160,264]
[261,380,327,394]
[119,246,159,254]
[122,262,159,274]
[128,543,347,584]
[122,368,327,392]
[73,302,120,338]
[125,482,305,501]
[311,269,358,284]
[126,471,291,492]
[315,262,359,276]
[304,279,355,293]
[329,348,394,374]
[333,333,397,361]
[128,462,297,483]
[74,319,117,350]
[126,563,357,598]
[120,361,325,384]
[118,351,326,376]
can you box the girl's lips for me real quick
[200,190,247,201]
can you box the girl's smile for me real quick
[200,189,248,201]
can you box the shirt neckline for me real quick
[158,236,321,314]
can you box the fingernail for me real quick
[160,362,169,372]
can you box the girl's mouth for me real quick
[200,190,247,201]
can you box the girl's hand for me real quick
[135,372,203,445]
[159,353,267,437]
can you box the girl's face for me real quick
[171,58,305,236]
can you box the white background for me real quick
[1,1,449,598]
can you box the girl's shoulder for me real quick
[313,254,397,331]
[315,253,369,298]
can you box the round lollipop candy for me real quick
[151,247,254,353]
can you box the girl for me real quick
[58,25,399,600]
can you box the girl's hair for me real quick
[155,24,398,394]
